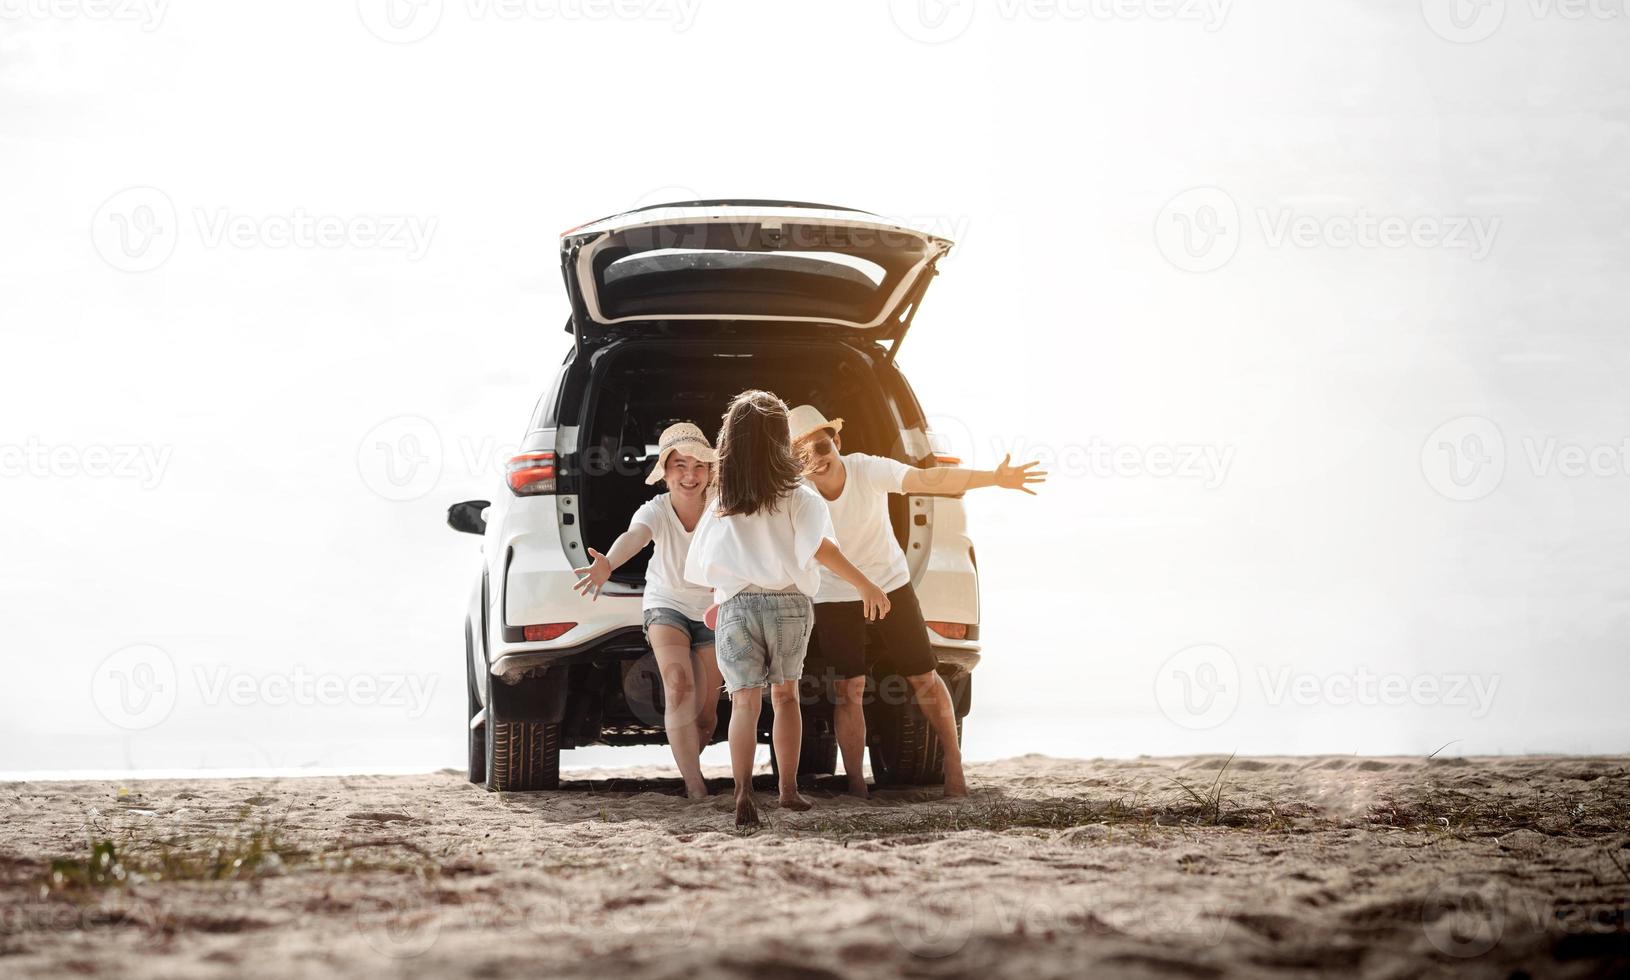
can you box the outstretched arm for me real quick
[572,523,654,600]
[814,539,892,622]
[902,453,1047,496]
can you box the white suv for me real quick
[448,201,982,791]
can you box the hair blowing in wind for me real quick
[714,389,803,517]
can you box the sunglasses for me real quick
[802,437,836,459]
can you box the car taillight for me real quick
[926,621,969,640]
[522,622,576,642]
[507,452,556,496]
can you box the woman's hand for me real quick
[994,453,1047,494]
[572,548,612,600]
[858,581,892,622]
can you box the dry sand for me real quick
[4,755,1629,979]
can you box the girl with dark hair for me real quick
[684,390,889,827]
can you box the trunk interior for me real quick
[577,341,912,586]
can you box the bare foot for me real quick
[778,790,814,811]
[944,774,969,798]
[845,780,870,799]
[684,781,710,801]
[735,793,760,828]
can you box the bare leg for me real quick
[832,675,869,797]
[693,644,722,750]
[729,687,762,827]
[906,671,967,797]
[650,628,707,799]
[770,680,812,810]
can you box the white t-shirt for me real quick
[629,493,715,621]
[683,484,836,602]
[808,453,914,603]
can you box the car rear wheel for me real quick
[866,691,963,787]
[768,728,838,785]
[483,677,561,792]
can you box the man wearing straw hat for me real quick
[787,405,1045,797]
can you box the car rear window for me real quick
[587,222,934,325]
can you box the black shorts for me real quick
[808,584,938,681]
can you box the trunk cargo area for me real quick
[575,342,915,586]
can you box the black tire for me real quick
[768,728,838,784]
[482,672,561,792]
[866,692,963,787]
[484,716,560,792]
[465,624,485,785]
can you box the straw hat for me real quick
[644,422,719,485]
[787,404,844,444]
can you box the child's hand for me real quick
[995,454,1047,494]
[571,548,612,600]
[859,581,892,622]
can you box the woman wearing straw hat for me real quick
[573,422,723,799]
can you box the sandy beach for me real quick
[4,755,1628,978]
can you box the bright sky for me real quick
[3,0,1627,775]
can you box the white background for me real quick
[3,0,1627,775]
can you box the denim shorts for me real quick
[642,607,716,651]
[714,589,814,694]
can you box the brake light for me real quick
[522,622,576,642]
[926,621,968,640]
[507,452,556,496]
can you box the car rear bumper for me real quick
[932,638,981,677]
